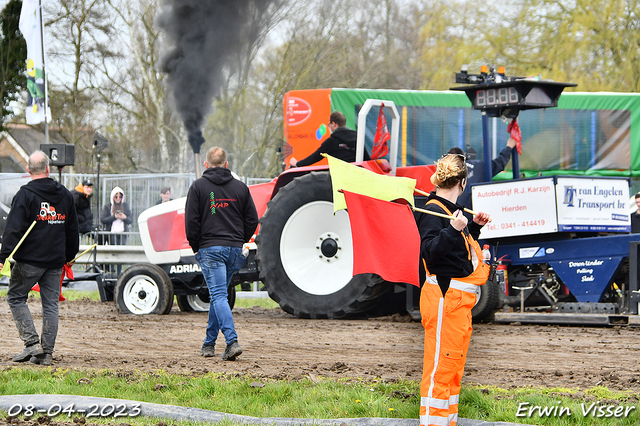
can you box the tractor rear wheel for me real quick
[114,264,174,315]
[255,172,389,319]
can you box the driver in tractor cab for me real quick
[289,111,371,167]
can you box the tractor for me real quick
[106,98,500,321]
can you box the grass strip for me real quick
[0,367,417,420]
[2,368,640,425]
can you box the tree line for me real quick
[1,0,638,176]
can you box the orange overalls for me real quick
[419,199,490,426]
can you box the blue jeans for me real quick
[195,246,245,347]
[7,262,63,354]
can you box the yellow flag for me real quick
[0,220,37,278]
[327,155,416,212]
[0,261,10,277]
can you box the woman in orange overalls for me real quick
[416,153,491,426]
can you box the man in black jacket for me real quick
[0,150,79,365]
[632,192,640,233]
[71,179,93,234]
[185,147,258,361]
[289,110,371,167]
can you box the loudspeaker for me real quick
[40,143,75,167]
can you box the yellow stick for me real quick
[6,220,37,261]
[413,206,455,220]
[414,187,478,216]
[71,243,98,263]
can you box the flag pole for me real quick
[412,206,456,220]
[71,243,98,264]
[38,0,49,144]
[337,189,455,220]
[413,187,478,216]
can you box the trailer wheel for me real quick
[114,264,174,315]
[176,286,237,312]
[255,171,388,319]
[177,294,209,312]
[471,278,499,323]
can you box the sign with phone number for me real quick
[472,177,558,239]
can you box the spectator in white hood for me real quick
[100,186,133,245]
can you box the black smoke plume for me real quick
[157,0,270,154]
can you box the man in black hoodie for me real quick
[185,147,258,361]
[289,110,371,167]
[0,150,79,366]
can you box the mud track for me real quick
[2,298,640,392]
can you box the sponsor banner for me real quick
[551,257,623,303]
[283,89,333,168]
[19,0,51,124]
[556,177,630,232]
[472,178,558,239]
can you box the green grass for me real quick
[0,367,418,422]
[0,289,101,301]
[2,368,640,425]
[459,386,640,425]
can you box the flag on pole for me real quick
[19,0,49,124]
[0,220,37,278]
[372,104,390,159]
[507,119,522,155]
[0,261,10,277]
[327,155,416,212]
[343,190,420,287]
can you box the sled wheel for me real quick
[472,278,500,323]
[255,172,388,319]
[114,263,174,315]
[176,286,236,312]
[177,294,209,312]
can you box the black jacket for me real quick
[71,185,93,234]
[417,193,483,283]
[185,167,259,253]
[0,177,79,268]
[632,212,640,233]
[296,127,371,167]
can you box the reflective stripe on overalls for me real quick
[419,199,490,426]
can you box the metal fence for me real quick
[0,172,271,234]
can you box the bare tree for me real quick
[45,0,116,170]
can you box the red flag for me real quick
[31,264,72,301]
[372,104,390,159]
[507,119,522,155]
[343,190,420,287]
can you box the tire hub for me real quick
[122,275,160,314]
[316,232,342,262]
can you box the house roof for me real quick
[4,124,67,153]
[0,124,69,172]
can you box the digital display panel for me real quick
[475,86,519,107]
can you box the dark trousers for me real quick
[7,262,62,354]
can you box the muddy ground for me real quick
[2,298,640,392]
